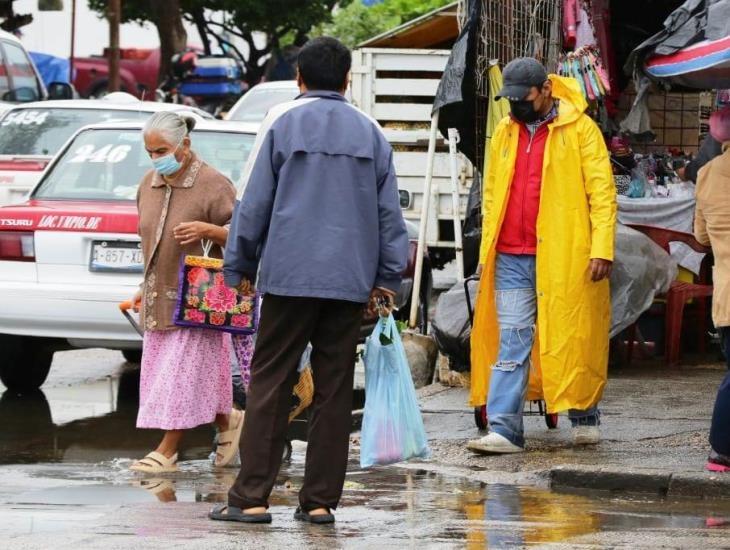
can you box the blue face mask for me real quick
[151,142,183,176]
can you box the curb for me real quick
[550,464,730,499]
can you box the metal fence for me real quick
[460,0,563,169]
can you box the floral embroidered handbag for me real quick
[173,240,259,334]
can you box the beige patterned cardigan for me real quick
[136,152,236,331]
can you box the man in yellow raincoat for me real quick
[467,58,616,454]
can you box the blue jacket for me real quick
[223,90,408,303]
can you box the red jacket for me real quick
[496,123,550,255]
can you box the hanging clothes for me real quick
[575,4,597,49]
[482,63,510,218]
[563,0,578,49]
[619,76,656,141]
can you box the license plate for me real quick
[89,240,143,273]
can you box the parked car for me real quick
[73,48,160,99]
[0,29,46,103]
[0,94,212,206]
[225,80,299,123]
[0,118,430,391]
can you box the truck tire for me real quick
[0,335,54,392]
[122,349,143,364]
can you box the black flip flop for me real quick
[294,506,335,524]
[209,504,272,523]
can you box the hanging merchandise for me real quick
[563,0,578,50]
[558,46,611,103]
[483,63,510,174]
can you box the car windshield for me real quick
[0,108,151,156]
[33,128,255,201]
[227,88,299,122]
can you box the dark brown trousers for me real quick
[228,294,364,512]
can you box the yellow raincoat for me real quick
[470,75,616,412]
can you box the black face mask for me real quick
[509,99,540,124]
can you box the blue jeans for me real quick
[487,254,600,447]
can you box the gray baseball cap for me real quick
[496,57,548,101]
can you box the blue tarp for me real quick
[29,52,70,86]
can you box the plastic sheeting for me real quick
[626,0,730,89]
[29,52,70,86]
[431,225,677,367]
[431,278,478,372]
[610,224,678,337]
[431,0,481,166]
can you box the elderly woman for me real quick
[695,106,730,473]
[129,111,243,473]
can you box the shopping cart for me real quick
[464,275,559,431]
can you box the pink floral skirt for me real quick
[137,328,233,430]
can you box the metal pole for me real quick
[409,110,439,329]
[108,0,121,92]
[447,128,465,282]
[69,0,77,83]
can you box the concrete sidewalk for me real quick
[410,363,730,498]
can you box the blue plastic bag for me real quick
[360,314,431,468]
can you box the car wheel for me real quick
[0,335,55,392]
[122,349,143,364]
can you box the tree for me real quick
[88,0,188,85]
[188,0,339,87]
[318,0,453,48]
[88,0,339,88]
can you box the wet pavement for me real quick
[2,350,730,549]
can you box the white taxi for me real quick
[0,119,257,391]
[0,94,212,206]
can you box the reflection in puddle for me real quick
[0,369,215,465]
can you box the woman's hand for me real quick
[131,289,143,312]
[173,221,212,246]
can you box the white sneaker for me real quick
[467,432,524,454]
[573,425,600,445]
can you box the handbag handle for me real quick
[201,239,214,258]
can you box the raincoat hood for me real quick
[549,74,588,127]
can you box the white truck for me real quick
[350,47,473,269]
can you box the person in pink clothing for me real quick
[128,111,243,474]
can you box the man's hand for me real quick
[475,264,484,278]
[590,259,613,282]
[173,221,212,246]
[236,277,254,295]
[368,287,396,317]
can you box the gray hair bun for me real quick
[143,111,196,144]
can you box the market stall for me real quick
[421,0,729,370]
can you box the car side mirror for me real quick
[2,86,41,102]
[47,82,74,100]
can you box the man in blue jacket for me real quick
[211,37,409,525]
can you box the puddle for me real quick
[1,454,729,547]
[1,351,729,547]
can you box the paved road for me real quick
[1,349,729,549]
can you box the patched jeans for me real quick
[487,254,600,447]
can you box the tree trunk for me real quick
[190,7,211,55]
[150,1,188,86]
[108,0,121,92]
